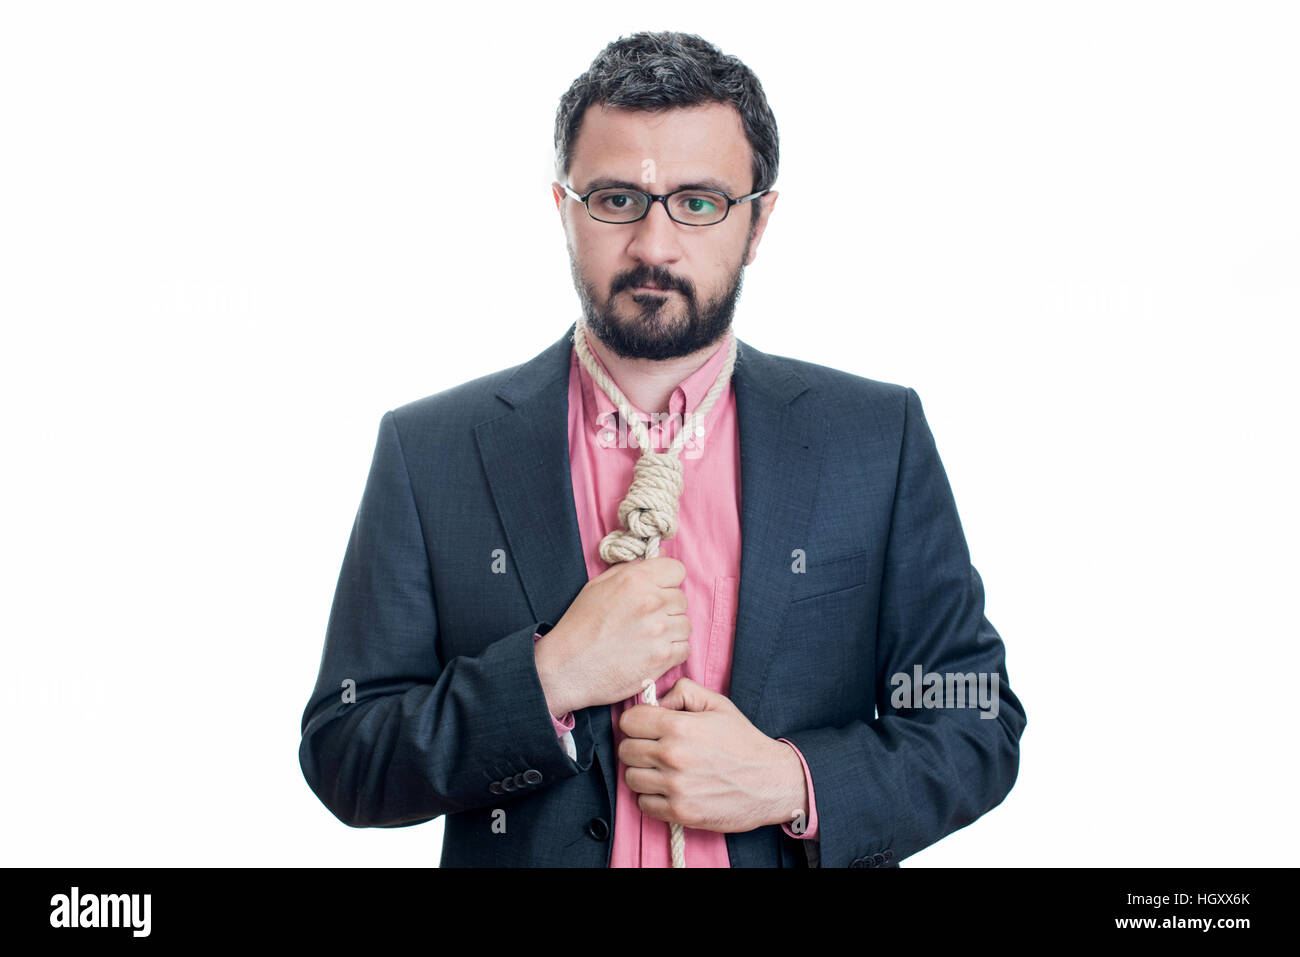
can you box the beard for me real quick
[569,252,747,361]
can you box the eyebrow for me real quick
[579,175,740,195]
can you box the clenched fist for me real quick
[534,556,691,715]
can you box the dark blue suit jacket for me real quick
[299,323,1026,867]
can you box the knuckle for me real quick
[660,743,685,770]
[668,796,695,825]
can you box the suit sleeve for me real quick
[780,387,1027,867]
[298,410,592,828]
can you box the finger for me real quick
[669,637,691,667]
[618,703,669,739]
[624,765,668,796]
[636,793,675,824]
[658,676,715,712]
[617,736,660,769]
[644,556,686,587]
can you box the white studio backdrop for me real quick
[1,0,1295,867]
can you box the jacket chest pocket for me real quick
[788,549,870,604]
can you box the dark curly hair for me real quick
[554,31,779,232]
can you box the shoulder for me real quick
[383,329,574,441]
[377,365,535,468]
[738,340,914,425]
[389,364,524,430]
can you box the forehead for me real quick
[569,102,752,191]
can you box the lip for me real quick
[630,285,673,294]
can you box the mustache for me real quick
[612,269,692,297]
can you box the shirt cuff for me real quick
[777,738,820,840]
[533,631,575,737]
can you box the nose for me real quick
[624,197,682,267]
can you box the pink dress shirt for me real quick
[533,326,819,866]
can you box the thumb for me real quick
[658,677,724,712]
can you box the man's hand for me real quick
[534,557,691,715]
[617,677,809,834]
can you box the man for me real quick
[299,30,1026,868]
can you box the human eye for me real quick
[593,189,639,210]
[671,191,722,220]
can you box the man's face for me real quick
[553,102,778,360]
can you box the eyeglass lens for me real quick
[586,187,728,225]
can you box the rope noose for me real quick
[571,317,738,868]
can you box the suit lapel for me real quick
[472,325,826,826]
[473,326,589,627]
[472,323,618,807]
[728,339,826,722]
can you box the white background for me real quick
[2,0,1296,867]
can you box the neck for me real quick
[584,326,730,415]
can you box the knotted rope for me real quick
[571,317,738,869]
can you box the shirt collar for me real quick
[575,324,735,446]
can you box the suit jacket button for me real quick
[501,777,517,792]
[489,781,503,794]
[883,850,893,860]
[585,817,610,841]
[850,857,870,868]
[523,769,543,785]
[513,772,529,788]
[873,853,886,866]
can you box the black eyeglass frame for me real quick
[561,182,770,226]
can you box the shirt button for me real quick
[601,430,615,443]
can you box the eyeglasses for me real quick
[562,182,769,226]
